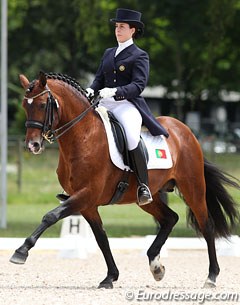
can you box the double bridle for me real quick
[24,87,100,143]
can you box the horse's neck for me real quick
[57,110,106,175]
[56,92,88,122]
[55,89,103,153]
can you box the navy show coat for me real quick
[90,44,169,137]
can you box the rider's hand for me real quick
[85,87,94,99]
[99,87,117,99]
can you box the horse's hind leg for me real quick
[82,208,119,289]
[177,177,220,287]
[140,192,179,282]
[202,218,220,287]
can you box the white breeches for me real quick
[99,98,142,150]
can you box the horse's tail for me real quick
[187,158,240,238]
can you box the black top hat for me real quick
[110,8,144,29]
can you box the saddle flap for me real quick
[108,111,130,166]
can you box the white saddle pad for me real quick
[96,106,173,171]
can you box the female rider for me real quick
[86,8,169,205]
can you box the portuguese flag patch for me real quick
[155,149,167,159]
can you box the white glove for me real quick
[85,87,94,98]
[99,87,117,99]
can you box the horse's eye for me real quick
[40,102,46,109]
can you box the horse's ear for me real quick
[38,70,47,88]
[19,74,30,90]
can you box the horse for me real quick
[10,71,240,289]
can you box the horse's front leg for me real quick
[10,202,73,264]
[82,208,119,289]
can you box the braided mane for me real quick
[45,72,86,95]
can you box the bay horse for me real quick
[10,71,239,289]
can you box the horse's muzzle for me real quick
[26,139,45,155]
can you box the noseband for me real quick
[24,87,100,144]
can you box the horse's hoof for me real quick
[150,257,165,281]
[152,264,165,281]
[9,250,28,264]
[203,278,216,288]
[98,281,113,289]
[150,255,165,281]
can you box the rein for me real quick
[48,94,100,143]
[24,88,100,144]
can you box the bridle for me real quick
[24,87,100,144]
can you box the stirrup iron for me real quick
[137,184,153,206]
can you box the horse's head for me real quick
[20,71,59,154]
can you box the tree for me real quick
[139,0,240,118]
[8,0,116,131]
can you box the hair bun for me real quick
[134,27,144,39]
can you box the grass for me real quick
[1,203,62,237]
[1,144,240,238]
[1,198,193,238]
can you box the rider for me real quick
[86,8,169,205]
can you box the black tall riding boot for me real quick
[129,142,153,206]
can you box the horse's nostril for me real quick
[33,142,40,148]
